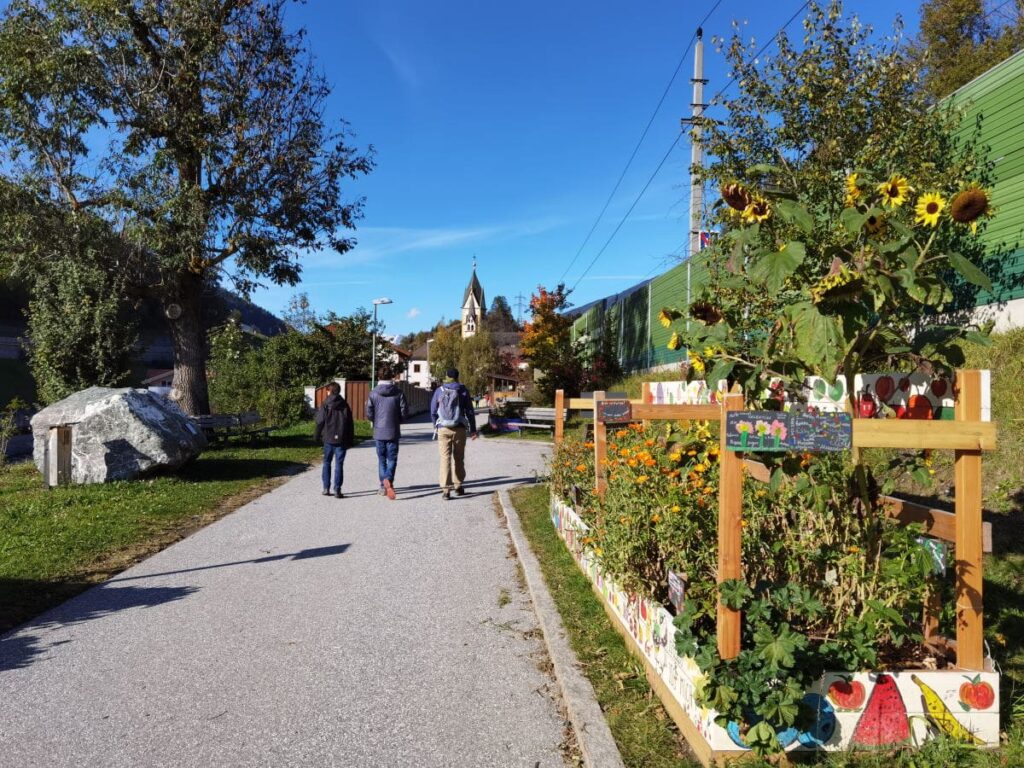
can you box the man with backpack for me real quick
[430,368,478,500]
[365,380,409,500]
[314,382,354,498]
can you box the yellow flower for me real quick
[915,192,946,228]
[877,175,911,208]
[667,332,683,351]
[755,488,767,498]
[845,172,861,200]
[671,505,681,513]
[690,357,706,375]
[687,449,697,457]
[658,308,676,328]
[741,196,771,223]
[636,475,649,484]
[669,452,682,462]
[741,519,748,528]
[693,463,707,473]
[619,515,630,524]
[848,546,860,554]
[651,513,661,523]
[594,547,603,556]
[627,458,638,467]
[619,448,629,457]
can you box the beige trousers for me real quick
[437,426,468,490]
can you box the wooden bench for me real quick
[194,412,273,443]
[503,407,564,431]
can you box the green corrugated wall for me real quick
[947,49,1024,304]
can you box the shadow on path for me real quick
[107,543,351,583]
[0,581,199,672]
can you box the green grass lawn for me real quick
[0,419,371,633]
[510,483,1024,768]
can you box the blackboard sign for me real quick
[724,411,851,452]
[597,399,633,424]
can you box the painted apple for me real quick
[931,379,948,398]
[875,375,895,402]
[907,394,934,420]
[899,376,911,392]
[827,677,867,710]
[960,676,995,710]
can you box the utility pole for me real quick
[681,27,707,331]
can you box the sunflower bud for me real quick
[950,186,991,224]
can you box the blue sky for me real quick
[252,0,923,337]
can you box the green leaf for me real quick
[706,358,735,389]
[965,330,992,347]
[748,242,806,293]
[769,467,785,495]
[911,466,932,486]
[840,207,867,236]
[947,252,993,292]
[745,721,779,755]
[755,623,798,669]
[774,199,814,235]
[788,302,843,373]
[746,163,783,177]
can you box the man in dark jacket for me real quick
[429,368,478,500]
[314,382,354,498]
[366,381,408,500]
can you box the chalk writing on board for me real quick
[597,400,632,424]
[724,411,852,452]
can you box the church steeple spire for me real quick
[461,260,485,338]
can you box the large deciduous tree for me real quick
[913,0,1024,99]
[520,284,583,404]
[0,0,373,414]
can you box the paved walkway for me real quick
[0,417,567,767]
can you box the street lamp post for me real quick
[371,297,393,389]
[426,338,434,388]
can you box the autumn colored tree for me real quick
[520,284,583,404]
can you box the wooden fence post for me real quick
[593,391,607,496]
[955,368,984,671]
[554,389,565,445]
[45,425,73,488]
[717,392,743,659]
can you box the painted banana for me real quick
[911,674,983,745]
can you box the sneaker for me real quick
[455,486,465,496]
[383,478,396,500]
[335,490,344,499]
[377,488,387,496]
[322,489,331,496]
[442,489,451,500]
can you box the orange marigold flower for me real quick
[651,513,662,523]
[627,459,638,467]
[615,429,629,439]
[644,458,657,467]
[575,464,587,472]
[619,448,630,457]
[619,515,630,524]
[645,439,655,447]
[687,449,697,457]
[584,442,595,449]
[848,546,860,554]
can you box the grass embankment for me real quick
[0,419,371,633]
[511,483,1024,768]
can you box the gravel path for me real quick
[0,416,567,767]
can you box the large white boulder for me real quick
[31,387,207,484]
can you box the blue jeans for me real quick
[322,444,347,492]
[375,439,399,485]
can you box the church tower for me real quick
[461,260,486,338]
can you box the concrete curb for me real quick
[498,489,626,768]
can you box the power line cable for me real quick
[569,0,811,292]
[570,131,687,290]
[557,0,725,284]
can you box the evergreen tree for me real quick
[485,295,519,333]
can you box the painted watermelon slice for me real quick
[852,674,910,748]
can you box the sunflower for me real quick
[877,175,912,208]
[658,308,680,328]
[721,182,752,212]
[844,173,862,207]
[690,301,723,324]
[950,185,992,233]
[741,196,771,223]
[865,211,885,235]
[914,192,946,228]
[667,332,683,351]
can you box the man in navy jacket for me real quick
[366,381,408,499]
[429,368,478,500]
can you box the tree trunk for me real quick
[166,271,210,416]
